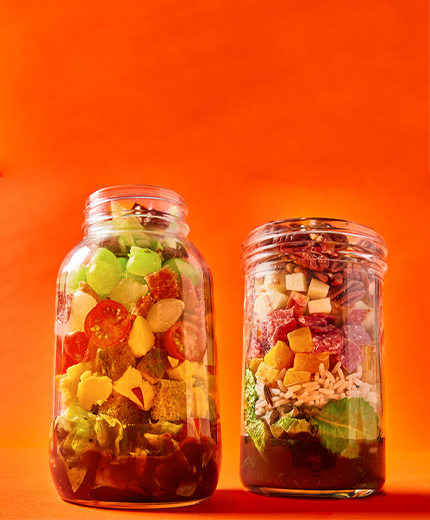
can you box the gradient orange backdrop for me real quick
[0,1,429,517]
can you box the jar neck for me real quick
[241,218,388,277]
[82,185,190,238]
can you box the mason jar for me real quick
[50,185,221,509]
[240,218,387,498]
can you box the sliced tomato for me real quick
[84,300,131,347]
[64,331,90,364]
[164,320,206,363]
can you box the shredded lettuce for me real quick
[244,368,267,453]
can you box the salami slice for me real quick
[247,332,264,358]
[267,308,297,345]
[342,322,371,347]
[346,309,367,323]
[298,314,335,334]
[312,328,344,354]
[337,341,364,372]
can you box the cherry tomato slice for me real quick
[84,300,131,347]
[64,331,90,364]
[164,320,206,363]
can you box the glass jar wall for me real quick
[240,218,387,498]
[50,185,221,509]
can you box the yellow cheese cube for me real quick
[263,271,286,293]
[264,341,294,370]
[128,315,155,357]
[77,372,113,410]
[165,359,197,384]
[293,352,330,373]
[285,272,308,292]
[283,369,311,387]
[255,362,280,385]
[308,297,332,314]
[307,278,330,300]
[287,327,314,353]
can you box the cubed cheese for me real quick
[113,366,155,410]
[307,278,330,300]
[77,372,113,410]
[263,271,286,293]
[308,297,332,314]
[284,272,308,292]
[128,315,155,357]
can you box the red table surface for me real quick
[1,446,429,520]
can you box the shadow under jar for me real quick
[50,185,221,509]
[240,218,387,498]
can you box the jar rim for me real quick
[86,184,188,213]
[241,217,388,274]
[83,184,189,236]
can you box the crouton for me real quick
[97,341,136,381]
[133,294,154,318]
[145,266,181,301]
[98,390,149,425]
[150,379,187,422]
[136,348,169,384]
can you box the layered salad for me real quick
[240,228,385,495]
[50,203,220,506]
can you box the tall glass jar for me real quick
[50,185,221,509]
[240,218,387,498]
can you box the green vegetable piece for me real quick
[66,264,87,291]
[270,411,313,438]
[118,257,128,271]
[86,247,123,295]
[244,368,258,425]
[309,397,380,459]
[163,258,200,285]
[59,407,97,463]
[90,247,123,273]
[126,246,162,277]
[95,414,124,454]
[243,368,268,453]
[247,419,268,453]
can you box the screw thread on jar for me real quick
[82,184,190,238]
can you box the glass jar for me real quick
[50,185,221,509]
[240,218,387,498]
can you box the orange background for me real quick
[0,1,429,518]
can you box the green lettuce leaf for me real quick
[244,368,258,425]
[270,411,313,438]
[95,414,124,454]
[309,397,379,459]
[243,368,268,452]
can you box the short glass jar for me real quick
[50,185,221,509]
[240,218,387,498]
